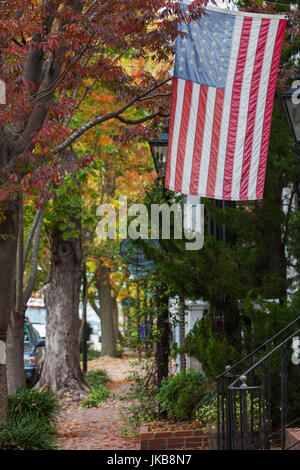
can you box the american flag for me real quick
[165,6,287,201]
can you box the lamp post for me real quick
[282,72,300,157]
[148,131,169,180]
[148,130,171,401]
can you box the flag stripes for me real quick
[165,7,287,201]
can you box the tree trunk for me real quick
[6,309,25,395]
[7,194,25,395]
[38,227,86,393]
[0,200,19,423]
[155,285,170,419]
[155,287,170,388]
[96,264,117,358]
[112,296,125,346]
[179,297,186,372]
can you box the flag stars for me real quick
[198,66,203,72]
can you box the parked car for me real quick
[24,318,45,387]
[25,304,46,338]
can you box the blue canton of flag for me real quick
[174,10,235,90]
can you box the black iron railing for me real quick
[215,316,300,450]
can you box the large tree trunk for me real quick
[0,200,19,423]
[96,264,117,358]
[38,227,86,393]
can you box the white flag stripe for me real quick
[181,83,201,194]
[247,19,279,199]
[214,15,244,199]
[198,87,217,195]
[231,18,262,200]
[169,78,186,189]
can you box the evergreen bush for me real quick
[156,369,207,421]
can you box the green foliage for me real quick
[0,388,61,450]
[156,370,207,421]
[84,369,110,388]
[0,416,58,450]
[81,385,110,408]
[196,393,260,429]
[119,359,158,436]
[8,387,61,426]
[179,318,241,378]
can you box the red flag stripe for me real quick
[174,80,193,191]
[255,18,287,199]
[222,17,252,199]
[189,85,208,195]
[239,19,270,200]
[206,88,225,199]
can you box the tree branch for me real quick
[23,210,44,306]
[53,78,172,154]
[23,209,43,269]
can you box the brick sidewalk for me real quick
[57,385,139,450]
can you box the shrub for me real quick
[179,318,241,378]
[81,385,110,408]
[156,369,207,421]
[196,392,260,430]
[0,416,58,450]
[119,359,158,436]
[0,388,61,450]
[84,369,110,388]
[8,387,61,426]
